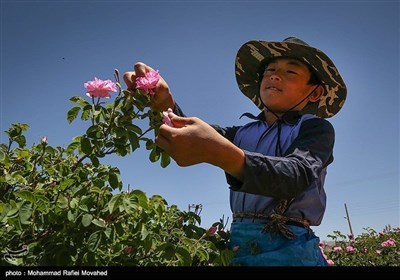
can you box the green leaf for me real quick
[93,178,104,188]
[67,106,81,124]
[6,206,19,218]
[90,156,100,167]
[111,127,126,139]
[181,238,196,249]
[92,218,106,228]
[114,222,124,237]
[127,131,140,152]
[146,139,155,150]
[149,147,160,162]
[217,230,230,240]
[15,148,30,158]
[45,146,57,156]
[0,204,12,222]
[131,190,148,209]
[16,123,29,132]
[163,244,175,260]
[15,135,26,148]
[108,194,123,214]
[125,124,142,135]
[82,214,93,227]
[81,104,92,121]
[69,96,88,106]
[19,202,32,225]
[0,150,5,161]
[34,195,49,213]
[108,170,121,189]
[79,204,89,212]
[69,198,79,209]
[142,236,153,254]
[89,186,102,194]
[80,137,92,155]
[103,227,112,240]
[86,125,103,139]
[14,190,35,204]
[160,151,171,168]
[196,247,209,261]
[9,124,21,137]
[59,178,75,191]
[92,104,101,117]
[66,141,80,154]
[141,224,149,240]
[122,194,139,214]
[56,195,69,209]
[87,231,102,252]
[67,210,76,222]
[219,249,234,266]
[176,247,192,266]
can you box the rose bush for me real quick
[324,225,400,266]
[0,69,233,266]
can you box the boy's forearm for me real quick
[208,138,245,181]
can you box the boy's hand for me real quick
[156,113,215,166]
[123,62,175,112]
[156,111,245,180]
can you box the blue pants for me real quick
[229,222,328,266]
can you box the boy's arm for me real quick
[226,118,335,199]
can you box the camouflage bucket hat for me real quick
[235,37,347,118]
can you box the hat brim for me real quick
[235,40,347,118]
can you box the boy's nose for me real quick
[269,73,281,81]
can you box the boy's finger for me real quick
[123,71,136,90]
[168,114,193,128]
[155,131,170,151]
[123,62,156,90]
[134,62,155,76]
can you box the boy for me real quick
[124,37,347,266]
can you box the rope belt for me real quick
[233,211,310,240]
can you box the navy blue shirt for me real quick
[173,104,334,226]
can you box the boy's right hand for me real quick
[123,62,175,112]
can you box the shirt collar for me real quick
[240,111,302,125]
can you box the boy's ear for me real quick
[309,85,324,102]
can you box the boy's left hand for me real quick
[156,112,245,180]
[155,112,219,166]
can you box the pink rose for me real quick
[346,245,355,253]
[41,136,48,145]
[333,246,343,252]
[162,108,174,127]
[84,77,117,98]
[381,238,396,248]
[206,226,217,235]
[135,70,160,96]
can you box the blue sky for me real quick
[1,0,399,241]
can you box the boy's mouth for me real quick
[266,86,282,92]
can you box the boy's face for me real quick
[260,57,319,114]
